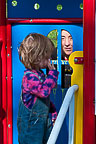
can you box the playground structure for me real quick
[0,0,96,144]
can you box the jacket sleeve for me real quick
[22,70,59,98]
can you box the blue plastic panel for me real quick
[12,24,83,144]
[8,0,83,18]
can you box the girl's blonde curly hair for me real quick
[18,33,55,70]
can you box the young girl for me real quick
[17,33,59,144]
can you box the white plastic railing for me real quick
[47,85,79,144]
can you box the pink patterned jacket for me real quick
[22,69,59,120]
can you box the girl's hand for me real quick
[48,59,56,70]
[52,119,56,126]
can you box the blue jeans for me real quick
[17,97,52,144]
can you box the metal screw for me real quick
[74,58,78,62]
[30,19,32,22]
[8,124,11,128]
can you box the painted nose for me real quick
[65,38,70,46]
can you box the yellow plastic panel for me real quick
[69,51,83,144]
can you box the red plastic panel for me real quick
[7,24,12,144]
[7,18,83,24]
[0,0,7,144]
[74,57,84,64]
[83,0,95,144]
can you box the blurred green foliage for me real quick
[47,29,58,48]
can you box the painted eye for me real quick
[62,36,65,40]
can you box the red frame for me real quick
[6,24,12,144]
[83,0,95,143]
[6,17,83,144]
[0,0,7,144]
[0,0,96,144]
[6,18,82,24]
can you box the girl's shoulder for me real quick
[23,69,44,82]
[24,69,39,76]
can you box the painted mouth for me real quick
[65,48,72,51]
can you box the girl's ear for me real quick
[36,57,41,63]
